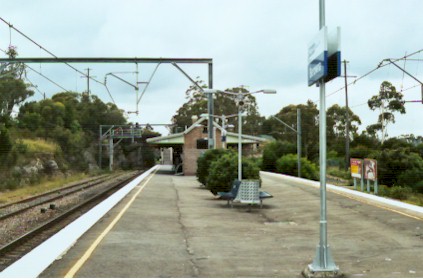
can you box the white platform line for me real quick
[261,171,423,215]
[0,165,159,278]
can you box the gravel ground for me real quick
[0,171,138,247]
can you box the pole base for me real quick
[302,265,342,278]
[302,245,341,278]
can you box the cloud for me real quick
[2,0,423,137]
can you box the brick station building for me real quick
[147,115,268,175]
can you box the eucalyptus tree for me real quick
[367,81,406,143]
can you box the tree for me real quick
[262,140,296,172]
[262,100,319,161]
[327,104,361,155]
[0,46,34,123]
[367,81,406,143]
[171,82,264,135]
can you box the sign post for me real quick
[304,0,341,276]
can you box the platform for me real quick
[13,167,423,277]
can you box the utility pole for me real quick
[343,60,350,171]
[84,68,91,95]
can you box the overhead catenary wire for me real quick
[0,17,116,104]
[0,46,71,93]
[322,48,423,101]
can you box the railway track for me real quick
[0,174,117,220]
[0,171,143,271]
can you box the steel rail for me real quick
[0,175,116,221]
[0,171,142,270]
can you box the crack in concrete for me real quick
[171,178,200,277]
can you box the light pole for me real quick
[204,88,276,181]
[201,113,237,149]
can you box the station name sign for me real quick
[308,26,341,86]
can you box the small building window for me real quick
[196,138,208,149]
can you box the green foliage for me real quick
[275,154,319,180]
[172,83,264,135]
[197,149,261,195]
[206,151,238,194]
[262,100,319,162]
[17,92,127,166]
[367,81,406,143]
[366,147,423,194]
[0,125,13,165]
[196,148,227,186]
[262,140,296,172]
[379,185,414,200]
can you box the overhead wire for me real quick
[0,46,71,93]
[323,48,423,101]
[0,17,116,105]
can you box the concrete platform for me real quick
[40,168,423,278]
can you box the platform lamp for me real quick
[204,88,276,181]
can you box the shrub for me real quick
[385,186,414,200]
[196,148,227,186]
[205,151,261,195]
[262,140,296,172]
[206,152,238,195]
[275,154,319,180]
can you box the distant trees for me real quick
[367,81,406,143]
[17,92,127,169]
[0,46,34,124]
[171,80,264,136]
[262,100,319,161]
[327,104,361,155]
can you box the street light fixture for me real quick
[205,88,276,181]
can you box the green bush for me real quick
[205,150,261,195]
[385,185,414,200]
[206,152,238,194]
[0,125,13,165]
[275,154,319,180]
[196,148,227,186]
[262,140,296,172]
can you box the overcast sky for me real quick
[2,0,423,137]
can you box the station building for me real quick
[146,115,268,175]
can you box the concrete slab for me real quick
[40,171,423,278]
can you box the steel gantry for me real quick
[1,57,213,170]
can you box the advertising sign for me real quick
[364,159,377,181]
[350,158,363,179]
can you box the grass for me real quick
[20,138,60,154]
[0,173,89,205]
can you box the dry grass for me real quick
[0,173,89,205]
[21,138,60,154]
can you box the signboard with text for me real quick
[308,26,341,86]
[350,158,363,179]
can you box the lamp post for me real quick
[204,88,276,181]
[201,113,237,149]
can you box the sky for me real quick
[1,0,423,137]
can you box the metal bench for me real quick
[217,180,241,207]
[218,179,273,208]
